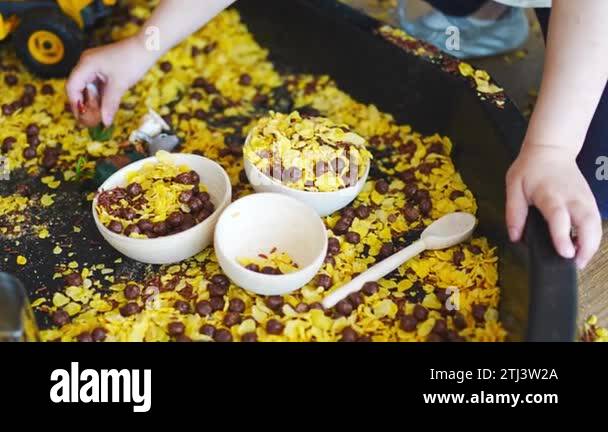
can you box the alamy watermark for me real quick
[445,26,461,53]
[445,286,460,311]
[596,156,608,181]
[144,26,161,52]
[50,362,152,413]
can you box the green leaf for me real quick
[88,125,115,142]
[75,156,86,174]
[74,156,89,181]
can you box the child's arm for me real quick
[506,0,607,268]
[67,0,235,126]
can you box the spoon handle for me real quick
[322,239,427,309]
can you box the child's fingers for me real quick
[100,80,126,126]
[537,197,576,259]
[66,57,99,115]
[505,177,528,242]
[570,201,602,269]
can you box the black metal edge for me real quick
[299,0,579,341]
[525,209,578,341]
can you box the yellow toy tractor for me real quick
[0,0,116,77]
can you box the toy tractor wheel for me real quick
[13,8,86,78]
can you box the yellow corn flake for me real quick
[475,80,503,95]
[458,62,475,77]
[38,228,50,239]
[73,226,81,233]
[129,316,151,342]
[52,293,70,308]
[31,298,47,308]
[167,265,181,274]
[251,306,268,324]
[474,70,491,82]
[422,293,442,310]
[65,286,93,304]
[418,318,436,338]
[238,319,257,336]
[310,309,332,331]
[16,255,27,265]
[373,299,398,319]
[512,50,526,59]
[397,279,413,292]
[68,261,79,269]
[53,245,63,255]
[63,170,76,181]
[90,299,113,312]
[40,194,55,207]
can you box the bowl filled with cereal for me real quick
[93,151,231,264]
[243,111,372,216]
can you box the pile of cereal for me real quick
[244,111,372,192]
[238,248,300,275]
[95,152,215,238]
[1,1,507,342]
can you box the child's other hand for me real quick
[506,145,602,269]
[67,36,155,127]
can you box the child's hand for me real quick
[506,145,602,269]
[67,36,156,127]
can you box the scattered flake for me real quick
[52,293,70,308]
[31,298,47,308]
[63,170,76,181]
[40,194,55,207]
[515,49,527,59]
[64,302,82,316]
[378,25,506,108]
